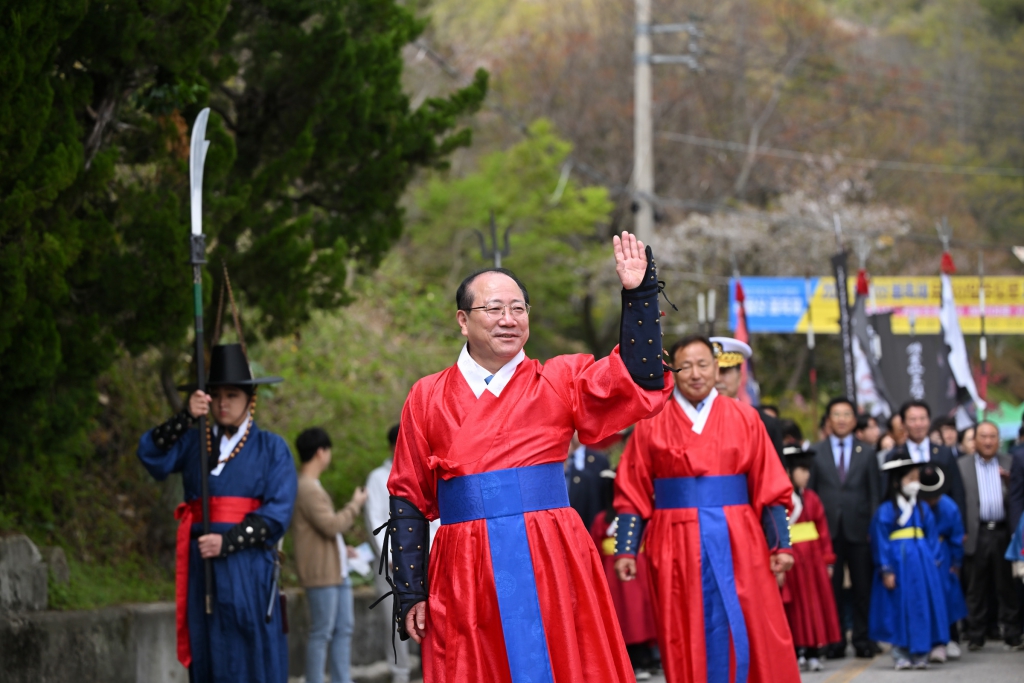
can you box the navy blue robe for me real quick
[929,495,967,624]
[868,499,949,654]
[138,422,297,683]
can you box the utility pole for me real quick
[634,0,654,244]
[634,7,702,244]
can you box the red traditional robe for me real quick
[388,346,672,683]
[781,488,841,649]
[590,511,658,646]
[613,390,800,683]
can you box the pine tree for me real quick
[0,0,486,531]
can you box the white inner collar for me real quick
[673,387,717,435]
[457,344,526,398]
[210,413,250,477]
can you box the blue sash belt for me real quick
[438,463,565,683]
[655,475,751,683]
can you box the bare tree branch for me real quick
[733,42,810,198]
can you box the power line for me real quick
[657,131,1024,177]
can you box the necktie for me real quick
[837,440,846,484]
[484,375,494,385]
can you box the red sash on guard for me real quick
[174,496,261,668]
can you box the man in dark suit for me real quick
[565,433,614,529]
[958,420,1022,649]
[808,397,881,659]
[884,400,966,514]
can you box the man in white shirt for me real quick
[884,400,965,513]
[957,421,1021,650]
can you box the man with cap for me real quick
[137,343,298,683]
[711,336,784,461]
[383,233,673,683]
[614,334,800,683]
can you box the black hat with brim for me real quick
[881,457,920,480]
[178,343,283,391]
[919,464,946,494]
[782,445,816,470]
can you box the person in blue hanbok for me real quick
[1006,508,1024,582]
[869,458,949,671]
[137,343,297,683]
[919,464,967,662]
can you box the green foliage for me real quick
[48,555,174,611]
[0,0,486,540]
[407,119,617,356]
[981,0,1024,29]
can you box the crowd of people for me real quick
[136,233,1024,683]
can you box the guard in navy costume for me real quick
[138,343,297,683]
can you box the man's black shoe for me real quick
[854,647,875,658]
[967,640,985,651]
[825,643,847,659]
[1004,635,1023,650]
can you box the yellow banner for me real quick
[797,276,1024,335]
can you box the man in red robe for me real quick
[381,233,674,683]
[614,335,800,683]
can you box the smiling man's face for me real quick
[456,272,530,371]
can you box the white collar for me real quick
[211,413,250,477]
[791,491,804,523]
[909,439,930,462]
[673,388,717,435]
[896,492,917,527]
[830,434,853,449]
[457,344,526,398]
[572,444,587,471]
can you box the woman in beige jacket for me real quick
[292,428,367,683]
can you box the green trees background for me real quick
[6,0,1024,607]
[0,0,485,543]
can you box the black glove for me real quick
[220,513,271,556]
[152,409,196,450]
[620,245,668,390]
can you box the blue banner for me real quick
[729,277,816,333]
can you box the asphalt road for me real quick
[643,644,1024,682]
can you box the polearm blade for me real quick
[189,108,214,616]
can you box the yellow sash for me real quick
[889,527,924,541]
[602,537,616,556]
[790,521,820,544]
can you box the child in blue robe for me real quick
[869,458,949,670]
[919,464,967,661]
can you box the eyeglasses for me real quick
[674,361,713,373]
[464,303,531,320]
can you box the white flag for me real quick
[939,273,981,406]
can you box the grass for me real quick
[48,555,174,611]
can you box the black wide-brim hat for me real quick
[178,343,283,391]
[783,445,816,470]
[919,464,946,493]
[881,457,920,480]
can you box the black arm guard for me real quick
[220,513,271,556]
[615,513,645,556]
[370,496,429,646]
[620,245,666,391]
[152,409,196,450]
